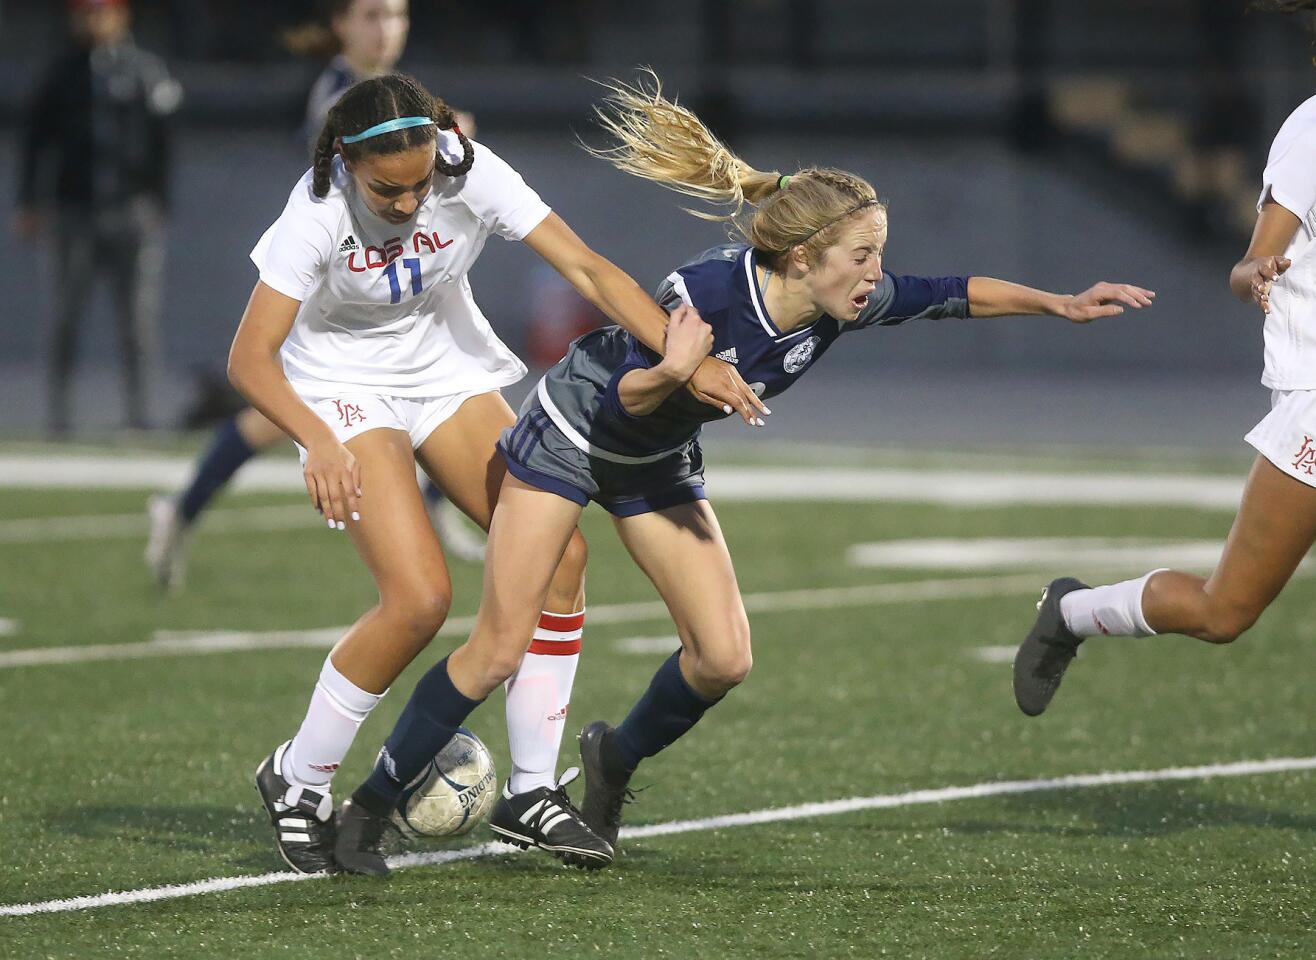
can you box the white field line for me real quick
[972,645,1019,664]
[613,635,681,655]
[0,505,313,544]
[0,574,1051,670]
[3,754,1314,918]
[0,453,1246,509]
[848,537,1246,572]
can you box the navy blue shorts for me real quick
[497,398,706,518]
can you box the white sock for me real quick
[282,656,385,789]
[504,609,583,795]
[1059,569,1164,639]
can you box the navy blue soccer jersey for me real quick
[535,243,969,458]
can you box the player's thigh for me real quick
[414,391,517,531]
[344,427,450,604]
[611,500,750,659]
[1205,455,1316,615]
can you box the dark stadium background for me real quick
[0,1,1310,447]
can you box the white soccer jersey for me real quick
[1257,95,1316,390]
[250,132,549,398]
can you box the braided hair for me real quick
[311,74,474,198]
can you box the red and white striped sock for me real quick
[503,609,583,795]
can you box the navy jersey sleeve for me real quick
[851,273,970,329]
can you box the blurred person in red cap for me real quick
[15,0,181,433]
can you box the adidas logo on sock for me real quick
[714,346,738,364]
[338,235,360,253]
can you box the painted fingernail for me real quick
[351,512,360,521]
[327,518,335,529]
[762,407,772,415]
[356,488,363,496]
[755,417,766,427]
[723,405,733,414]
[336,521,346,530]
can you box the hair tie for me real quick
[450,123,463,137]
[777,174,791,190]
[341,116,435,144]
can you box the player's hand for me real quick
[1061,282,1156,323]
[302,438,361,531]
[656,304,714,383]
[1240,255,1291,314]
[687,356,771,428]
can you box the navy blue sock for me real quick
[354,656,483,816]
[610,652,720,774]
[178,416,255,524]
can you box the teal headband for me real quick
[340,116,436,145]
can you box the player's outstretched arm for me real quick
[228,281,361,528]
[966,276,1156,323]
[522,213,768,425]
[617,306,714,416]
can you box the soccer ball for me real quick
[390,727,497,839]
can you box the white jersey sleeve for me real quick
[249,172,340,302]
[454,136,552,242]
[1259,98,1316,225]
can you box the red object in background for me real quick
[525,264,607,367]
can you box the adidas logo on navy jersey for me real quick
[338,235,360,253]
[714,346,739,364]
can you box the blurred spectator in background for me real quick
[285,0,473,150]
[14,0,181,434]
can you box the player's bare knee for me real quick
[391,587,452,642]
[1199,605,1258,645]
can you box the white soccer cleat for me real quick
[144,494,190,592]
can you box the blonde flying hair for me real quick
[585,70,886,268]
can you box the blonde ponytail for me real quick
[584,69,781,221]
[586,70,886,267]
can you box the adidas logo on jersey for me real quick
[714,346,739,364]
[338,235,360,253]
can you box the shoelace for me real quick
[602,783,644,830]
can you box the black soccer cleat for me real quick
[577,721,637,853]
[333,797,397,877]
[254,741,338,874]
[488,768,613,870]
[1013,577,1090,717]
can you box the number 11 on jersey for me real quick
[383,257,422,304]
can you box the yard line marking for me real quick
[0,453,1247,509]
[4,754,1314,917]
[0,505,313,544]
[0,574,1051,670]
[848,537,1247,572]
[971,645,1018,663]
[613,635,681,655]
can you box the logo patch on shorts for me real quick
[783,336,822,374]
[1294,435,1316,475]
[333,400,367,428]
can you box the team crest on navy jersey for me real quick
[783,335,822,374]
